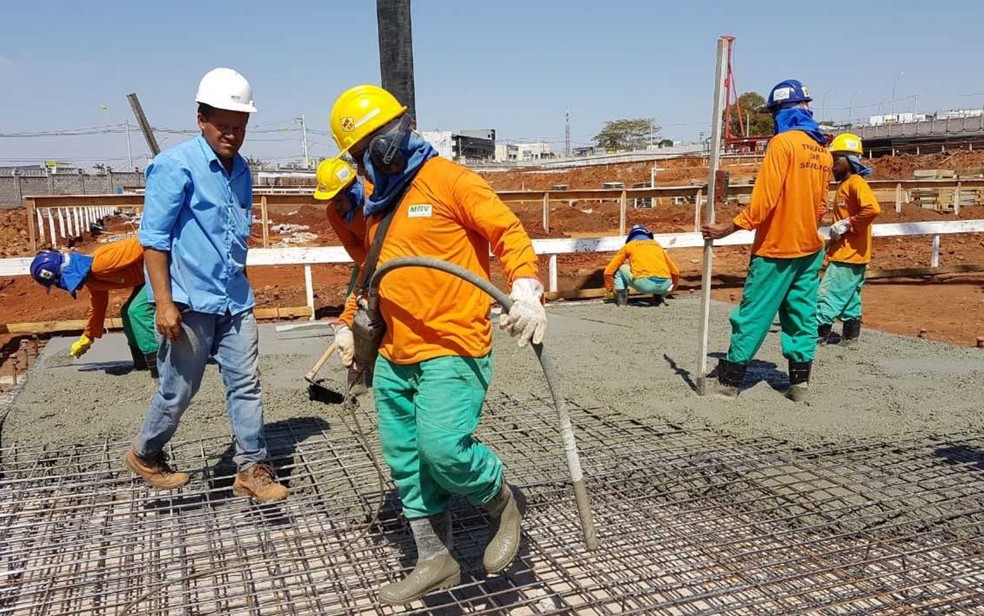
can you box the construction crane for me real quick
[721,35,770,153]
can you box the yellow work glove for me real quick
[69,334,93,359]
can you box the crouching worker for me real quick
[603,224,680,307]
[329,84,547,604]
[818,133,881,345]
[30,237,159,377]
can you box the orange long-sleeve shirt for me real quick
[734,130,832,259]
[82,237,146,339]
[325,179,372,263]
[342,157,539,364]
[603,240,680,292]
[326,203,368,263]
[827,174,881,265]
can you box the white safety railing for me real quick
[3,219,983,320]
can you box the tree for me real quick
[93,163,111,174]
[728,92,774,138]
[657,138,674,148]
[246,155,265,170]
[594,118,660,152]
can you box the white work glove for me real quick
[829,218,852,241]
[499,278,547,347]
[333,322,355,367]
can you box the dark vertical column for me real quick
[377,0,416,121]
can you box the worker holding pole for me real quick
[818,133,881,345]
[124,68,288,503]
[29,237,159,378]
[701,79,832,402]
[329,84,546,604]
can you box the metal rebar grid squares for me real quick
[2,394,984,615]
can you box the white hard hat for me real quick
[195,67,257,113]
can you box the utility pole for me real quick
[298,115,310,168]
[565,111,571,157]
[125,119,133,168]
[126,93,161,157]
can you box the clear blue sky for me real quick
[1,0,982,168]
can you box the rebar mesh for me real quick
[2,394,983,615]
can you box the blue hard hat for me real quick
[626,224,654,244]
[766,79,813,110]
[30,250,63,291]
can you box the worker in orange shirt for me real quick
[701,79,831,402]
[314,157,371,389]
[315,156,368,265]
[29,237,159,377]
[603,224,680,307]
[329,84,545,605]
[818,133,881,344]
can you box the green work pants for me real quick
[817,261,866,326]
[121,284,158,355]
[726,251,823,365]
[373,353,503,519]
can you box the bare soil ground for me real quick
[4,151,984,384]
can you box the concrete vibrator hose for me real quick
[368,256,599,551]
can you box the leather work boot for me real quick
[130,346,148,371]
[615,289,629,307]
[712,359,746,399]
[144,353,159,379]
[841,319,861,346]
[785,361,812,402]
[817,323,833,345]
[379,512,460,606]
[123,448,189,490]
[483,483,523,573]
[233,463,289,503]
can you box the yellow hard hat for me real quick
[314,157,357,201]
[829,133,863,155]
[330,84,407,154]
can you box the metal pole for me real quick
[126,93,161,157]
[696,36,729,396]
[300,115,310,168]
[125,119,133,168]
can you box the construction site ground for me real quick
[2,299,983,614]
[4,149,984,381]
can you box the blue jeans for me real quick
[135,308,267,470]
[614,265,673,295]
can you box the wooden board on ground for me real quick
[0,307,312,335]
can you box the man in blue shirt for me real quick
[124,68,288,503]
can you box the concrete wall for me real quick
[0,172,146,208]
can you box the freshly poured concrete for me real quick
[4,297,984,449]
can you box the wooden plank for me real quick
[0,308,312,334]
[26,199,37,252]
[261,196,270,248]
[866,264,984,279]
[255,306,313,319]
[0,318,124,335]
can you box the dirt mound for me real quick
[0,210,33,258]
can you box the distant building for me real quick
[940,109,984,120]
[421,129,496,162]
[868,113,931,126]
[515,142,552,160]
[495,143,519,161]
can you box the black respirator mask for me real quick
[366,115,412,175]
